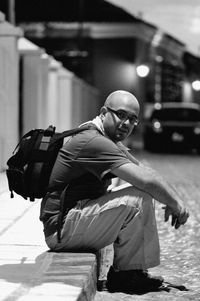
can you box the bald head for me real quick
[100,90,140,142]
[104,90,140,115]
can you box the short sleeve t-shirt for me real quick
[40,127,131,236]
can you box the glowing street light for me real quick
[192,80,200,91]
[136,64,150,77]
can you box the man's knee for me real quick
[121,188,155,220]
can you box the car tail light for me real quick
[194,126,200,135]
[152,120,163,133]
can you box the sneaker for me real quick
[106,266,164,293]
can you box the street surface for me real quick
[95,150,200,301]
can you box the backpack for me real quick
[6,125,90,202]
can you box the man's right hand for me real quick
[163,205,189,229]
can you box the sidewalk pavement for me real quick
[0,172,97,301]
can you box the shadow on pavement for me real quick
[0,251,48,285]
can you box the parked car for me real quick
[143,102,200,153]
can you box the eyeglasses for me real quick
[106,107,139,126]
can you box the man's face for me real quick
[102,93,140,142]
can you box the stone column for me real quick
[0,12,22,170]
[18,37,47,134]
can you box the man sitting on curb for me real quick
[40,90,189,293]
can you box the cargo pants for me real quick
[45,183,160,271]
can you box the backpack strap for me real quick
[57,185,69,243]
[51,123,96,145]
[53,123,97,243]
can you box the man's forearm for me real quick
[145,170,182,212]
[112,162,183,213]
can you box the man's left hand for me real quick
[163,206,189,229]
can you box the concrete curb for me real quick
[17,252,97,301]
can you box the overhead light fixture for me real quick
[136,64,150,77]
